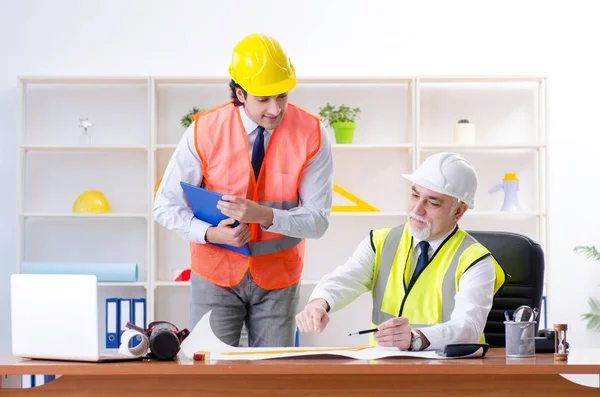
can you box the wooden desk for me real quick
[1,348,599,396]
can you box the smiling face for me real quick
[407,184,468,241]
[235,87,289,130]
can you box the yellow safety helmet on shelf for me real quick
[72,190,112,213]
[228,33,297,97]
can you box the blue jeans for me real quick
[190,269,300,347]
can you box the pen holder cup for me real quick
[504,321,536,358]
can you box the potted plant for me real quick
[180,107,205,129]
[318,103,361,144]
[573,245,600,332]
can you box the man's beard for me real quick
[407,212,431,241]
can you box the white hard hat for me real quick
[403,152,478,209]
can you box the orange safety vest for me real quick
[190,101,321,290]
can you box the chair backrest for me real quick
[467,230,545,347]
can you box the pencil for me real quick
[348,328,378,336]
[220,346,372,356]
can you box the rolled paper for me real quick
[20,261,138,282]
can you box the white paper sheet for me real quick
[180,311,483,361]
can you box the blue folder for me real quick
[180,181,251,256]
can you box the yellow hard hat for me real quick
[228,33,297,97]
[72,190,111,213]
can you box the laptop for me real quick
[11,273,144,362]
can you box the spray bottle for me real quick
[488,173,522,212]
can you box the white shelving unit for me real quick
[16,75,547,348]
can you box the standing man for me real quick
[296,152,505,351]
[153,33,333,348]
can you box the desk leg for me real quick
[0,373,598,396]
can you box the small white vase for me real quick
[453,119,476,144]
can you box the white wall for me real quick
[1,0,600,351]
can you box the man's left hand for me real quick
[373,317,412,350]
[218,195,273,227]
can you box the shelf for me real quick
[154,281,189,287]
[152,76,414,85]
[331,212,407,217]
[22,212,148,219]
[465,211,546,217]
[153,144,177,150]
[154,143,413,150]
[297,76,413,84]
[332,144,412,149]
[21,144,148,151]
[418,76,545,84]
[420,144,544,151]
[154,280,321,287]
[153,76,227,84]
[20,76,149,85]
[98,282,148,288]
[155,143,542,151]
[329,211,544,218]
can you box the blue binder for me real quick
[44,375,56,384]
[132,298,146,347]
[105,298,120,348]
[22,375,33,388]
[180,181,251,256]
[119,298,133,347]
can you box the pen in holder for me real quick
[505,320,537,358]
[553,324,568,361]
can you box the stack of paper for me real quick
[180,311,483,361]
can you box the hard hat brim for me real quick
[236,77,297,97]
[402,173,475,209]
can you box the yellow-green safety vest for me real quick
[369,224,506,345]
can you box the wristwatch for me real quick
[409,330,423,351]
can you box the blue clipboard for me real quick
[180,181,251,256]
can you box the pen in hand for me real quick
[348,328,378,336]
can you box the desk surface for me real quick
[1,348,599,376]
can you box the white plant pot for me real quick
[453,122,476,144]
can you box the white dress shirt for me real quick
[152,105,333,244]
[309,226,496,350]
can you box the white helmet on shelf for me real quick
[403,152,478,209]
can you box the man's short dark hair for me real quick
[229,79,247,106]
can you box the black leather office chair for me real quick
[467,230,545,348]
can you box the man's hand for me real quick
[295,298,330,333]
[205,218,250,247]
[218,195,273,227]
[373,317,412,350]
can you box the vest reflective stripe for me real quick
[257,199,299,210]
[371,224,505,331]
[253,198,302,255]
[440,234,480,322]
[371,225,403,324]
[250,235,303,255]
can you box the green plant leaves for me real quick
[574,245,600,262]
[574,245,600,333]
[180,107,204,128]
[318,102,361,125]
[581,297,600,333]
